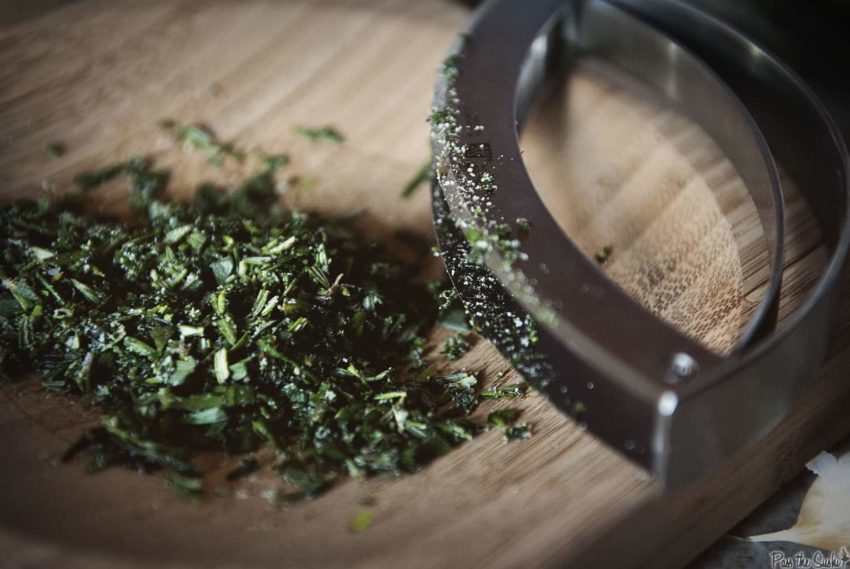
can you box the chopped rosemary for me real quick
[0,142,528,500]
[294,126,345,144]
[46,143,65,159]
[515,217,531,235]
[160,121,245,165]
[503,423,532,442]
[441,334,471,361]
[480,383,527,399]
[488,409,532,442]
[595,245,613,264]
[73,162,126,190]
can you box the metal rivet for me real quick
[667,352,698,383]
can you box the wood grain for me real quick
[0,1,846,568]
[523,65,771,355]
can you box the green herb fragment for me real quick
[441,334,471,361]
[294,126,345,143]
[570,400,586,418]
[488,408,521,427]
[262,154,289,173]
[435,286,470,332]
[73,163,126,190]
[291,176,318,190]
[595,245,613,264]
[479,171,496,194]
[463,225,525,265]
[503,423,532,442]
[46,143,65,159]
[349,507,375,533]
[162,121,245,165]
[168,472,204,500]
[401,161,433,198]
[480,383,527,399]
[515,217,531,235]
[441,54,462,84]
[487,409,532,442]
[126,157,169,210]
[214,348,230,383]
[72,156,168,209]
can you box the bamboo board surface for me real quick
[0,1,848,568]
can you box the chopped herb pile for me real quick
[515,217,531,235]
[0,143,528,500]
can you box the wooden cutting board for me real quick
[1,1,849,567]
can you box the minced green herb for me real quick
[502,423,532,442]
[570,400,587,419]
[441,334,470,361]
[294,126,345,144]
[441,54,462,82]
[47,143,66,159]
[1,144,526,500]
[480,383,527,399]
[435,287,470,333]
[487,409,531,442]
[401,161,433,198]
[595,245,613,264]
[160,121,245,165]
[73,162,126,190]
[515,217,531,235]
[463,224,524,266]
[349,507,375,532]
[291,176,318,191]
[73,157,169,213]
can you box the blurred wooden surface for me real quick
[0,1,847,568]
